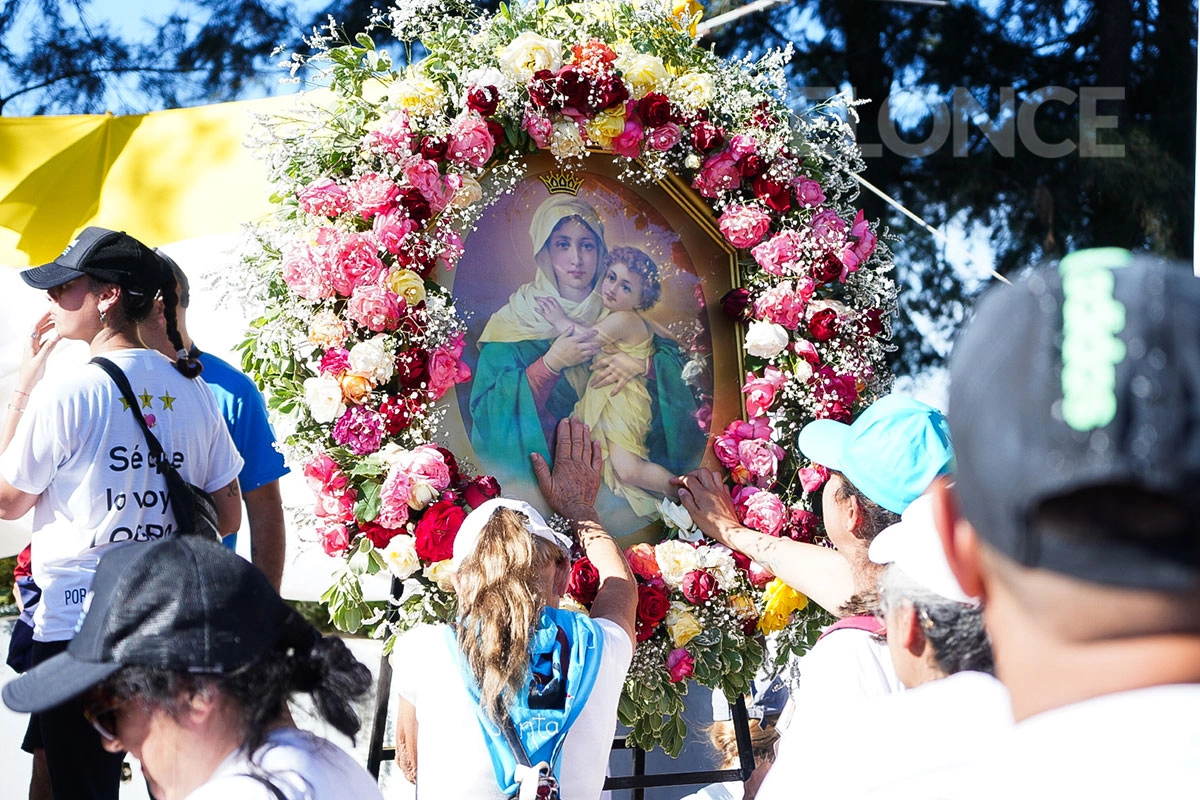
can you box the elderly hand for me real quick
[589,349,648,394]
[542,326,600,373]
[671,469,742,545]
[531,418,602,520]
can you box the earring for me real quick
[99,310,107,324]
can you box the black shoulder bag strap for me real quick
[91,356,221,541]
[500,712,561,800]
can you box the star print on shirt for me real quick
[158,391,176,410]
[118,397,132,411]
[138,389,154,409]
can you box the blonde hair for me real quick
[455,507,568,722]
[706,719,779,769]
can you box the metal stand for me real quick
[365,577,757,793]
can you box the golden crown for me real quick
[538,170,585,196]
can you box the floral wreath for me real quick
[236,0,896,756]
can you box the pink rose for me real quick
[810,366,858,423]
[373,211,418,256]
[347,284,402,332]
[809,208,848,247]
[794,338,820,366]
[742,366,787,417]
[611,115,644,158]
[297,178,349,217]
[377,469,414,529]
[319,522,351,556]
[747,561,774,587]
[427,333,471,400]
[395,445,453,492]
[646,122,682,151]
[794,176,826,208]
[437,229,466,271]
[401,156,451,213]
[753,281,813,330]
[737,488,785,537]
[737,438,784,486]
[319,347,350,376]
[523,108,553,149]
[314,484,355,522]
[840,209,877,276]
[729,133,758,158]
[750,230,804,276]
[304,453,346,492]
[348,173,401,221]
[332,406,384,456]
[799,464,829,493]
[364,109,415,157]
[718,205,772,249]
[691,150,741,198]
[281,236,335,301]
[682,569,721,604]
[667,648,694,683]
[447,113,495,168]
[332,232,386,297]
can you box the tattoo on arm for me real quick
[226,483,240,498]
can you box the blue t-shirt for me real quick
[198,351,288,494]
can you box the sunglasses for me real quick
[83,696,128,743]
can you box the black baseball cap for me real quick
[20,227,168,295]
[2,536,312,713]
[948,248,1200,589]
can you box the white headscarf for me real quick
[479,194,607,344]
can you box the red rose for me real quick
[463,475,502,509]
[466,85,499,116]
[753,175,792,213]
[359,519,402,549]
[567,557,600,606]
[595,75,630,111]
[812,254,843,285]
[635,579,670,642]
[785,509,819,543]
[738,153,767,178]
[691,121,726,153]
[486,119,506,148]
[434,446,463,486]
[419,135,448,161]
[399,187,432,224]
[720,287,752,322]
[412,500,466,563]
[808,308,840,342]
[394,348,429,387]
[729,549,751,572]
[379,395,416,435]
[681,569,721,604]
[637,93,673,127]
[862,308,885,336]
[527,70,558,109]
[556,66,594,112]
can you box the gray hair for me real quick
[877,564,994,677]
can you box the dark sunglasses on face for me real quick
[83,694,127,743]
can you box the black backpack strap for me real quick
[91,357,168,461]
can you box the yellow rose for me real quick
[559,595,591,615]
[497,31,563,82]
[423,559,455,592]
[671,71,714,109]
[449,174,483,209]
[308,311,348,348]
[395,76,444,116]
[671,0,704,37]
[386,268,427,306]
[665,603,703,648]
[339,372,373,404]
[758,578,808,634]
[728,593,757,624]
[618,53,669,99]
[586,106,627,149]
[550,120,587,160]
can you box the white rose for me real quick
[697,545,740,590]
[684,153,702,170]
[655,539,700,588]
[550,120,586,160]
[462,66,512,94]
[349,336,395,385]
[395,75,445,116]
[793,359,814,382]
[498,31,562,82]
[383,534,421,579]
[671,72,714,108]
[449,174,483,209]
[424,559,455,591]
[303,374,345,423]
[745,320,789,358]
[659,498,696,534]
[407,481,438,511]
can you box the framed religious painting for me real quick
[441,154,743,544]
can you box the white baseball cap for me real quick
[869,494,976,604]
[451,498,573,569]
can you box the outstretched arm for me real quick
[674,469,853,614]
[532,418,637,643]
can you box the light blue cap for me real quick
[797,394,954,514]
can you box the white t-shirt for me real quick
[776,626,903,735]
[0,349,243,641]
[393,617,633,799]
[681,780,742,800]
[185,727,383,799]
[927,684,1200,800]
[759,671,1012,800]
